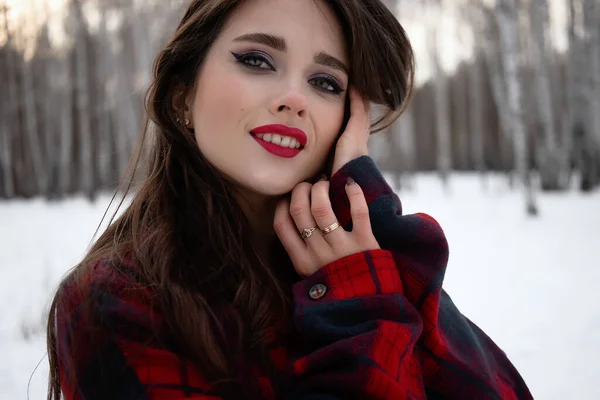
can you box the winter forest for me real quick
[1,0,599,212]
[1,0,599,399]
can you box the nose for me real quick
[270,86,309,119]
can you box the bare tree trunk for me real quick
[95,4,113,189]
[0,72,8,198]
[462,2,487,179]
[131,3,152,91]
[107,7,140,182]
[43,58,59,198]
[528,0,567,191]
[497,0,539,215]
[397,105,417,190]
[72,0,93,197]
[113,42,138,181]
[428,3,452,187]
[477,4,514,184]
[452,67,469,171]
[567,0,587,189]
[581,0,600,191]
[19,24,46,196]
[561,0,580,190]
[40,4,59,198]
[56,48,73,195]
[0,4,14,197]
[468,54,487,186]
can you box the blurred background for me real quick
[0,0,599,399]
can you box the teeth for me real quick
[255,133,302,149]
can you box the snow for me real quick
[1,173,599,399]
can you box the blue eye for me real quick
[231,52,274,70]
[310,76,344,95]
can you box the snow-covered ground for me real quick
[1,173,598,399]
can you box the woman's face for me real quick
[186,0,348,197]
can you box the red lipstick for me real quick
[250,124,307,159]
[250,124,307,147]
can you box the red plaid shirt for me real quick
[54,156,532,399]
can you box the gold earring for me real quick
[185,118,190,126]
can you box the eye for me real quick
[309,76,344,95]
[231,52,274,71]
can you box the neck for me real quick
[235,189,280,261]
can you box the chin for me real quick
[249,179,298,197]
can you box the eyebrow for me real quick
[233,32,349,75]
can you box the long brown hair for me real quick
[46,0,415,398]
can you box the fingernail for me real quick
[346,177,356,185]
[319,174,328,181]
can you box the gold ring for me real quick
[321,221,341,235]
[301,227,317,239]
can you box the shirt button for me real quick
[309,284,327,300]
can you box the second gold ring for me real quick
[321,221,341,235]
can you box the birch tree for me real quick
[71,0,93,197]
[396,105,417,189]
[496,0,538,215]
[529,0,567,190]
[55,27,74,195]
[0,3,14,198]
[463,2,487,180]
[581,0,600,191]
[468,53,486,181]
[473,3,516,182]
[0,56,8,197]
[130,1,152,92]
[33,3,61,198]
[453,66,470,171]
[428,1,452,186]
[562,0,582,191]
[16,8,48,197]
[114,25,139,180]
[569,0,592,191]
[93,2,113,189]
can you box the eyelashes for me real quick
[310,76,344,95]
[231,51,344,95]
[232,51,274,70]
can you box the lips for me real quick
[251,135,302,158]
[250,124,308,147]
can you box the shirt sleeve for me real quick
[289,249,427,399]
[327,156,533,400]
[54,261,222,400]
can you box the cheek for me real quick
[193,68,250,130]
[314,102,345,154]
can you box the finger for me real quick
[310,180,345,245]
[289,183,329,251]
[348,86,369,136]
[273,197,308,263]
[345,179,372,235]
[331,88,370,175]
[341,88,370,149]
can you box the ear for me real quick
[171,84,195,124]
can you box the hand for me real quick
[273,178,380,278]
[331,86,371,176]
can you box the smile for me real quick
[251,134,302,158]
[250,124,307,159]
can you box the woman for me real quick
[47,0,533,399]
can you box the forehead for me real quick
[220,0,347,60]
